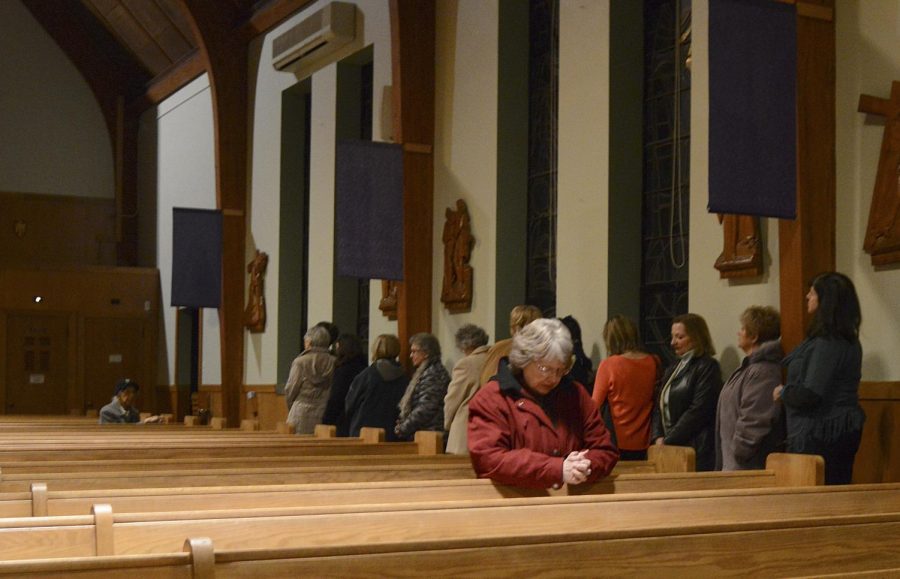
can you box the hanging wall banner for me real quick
[171,207,222,308]
[335,139,404,280]
[708,0,797,219]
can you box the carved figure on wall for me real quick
[858,81,900,266]
[243,250,268,333]
[714,214,762,279]
[441,199,474,313]
[379,280,400,320]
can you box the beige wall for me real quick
[836,0,900,381]
[139,74,220,387]
[557,0,611,364]
[246,0,394,384]
[0,0,113,199]
[432,0,500,368]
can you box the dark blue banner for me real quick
[709,0,797,219]
[171,207,222,308]
[335,140,404,280]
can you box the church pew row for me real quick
[4,453,819,517]
[1,515,898,579]
[0,481,891,565]
[0,441,691,476]
[0,445,696,492]
[0,429,447,462]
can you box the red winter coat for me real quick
[467,360,619,488]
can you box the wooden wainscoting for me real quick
[854,381,900,483]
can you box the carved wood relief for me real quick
[441,199,474,313]
[379,280,399,320]
[858,81,900,267]
[242,250,268,333]
[714,214,763,278]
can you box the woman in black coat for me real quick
[321,334,367,436]
[652,313,723,471]
[774,272,865,485]
[345,334,409,441]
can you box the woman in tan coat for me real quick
[443,324,491,454]
[285,325,336,434]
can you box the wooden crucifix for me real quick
[858,81,900,266]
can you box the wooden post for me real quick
[779,1,835,353]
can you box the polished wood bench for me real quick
[3,453,818,517]
[0,480,891,565]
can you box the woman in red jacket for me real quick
[467,318,619,489]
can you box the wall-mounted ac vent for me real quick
[272,2,356,70]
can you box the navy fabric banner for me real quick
[708,0,797,219]
[335,140,404,280]
[171,208,222,308]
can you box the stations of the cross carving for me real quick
[858,81,900,266]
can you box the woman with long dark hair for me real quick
[774,272,864,485]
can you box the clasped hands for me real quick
[562,449,592,485]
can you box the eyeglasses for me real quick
[534,362,569,379]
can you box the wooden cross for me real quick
[858,81,900,266]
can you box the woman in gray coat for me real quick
[715,306,784,470]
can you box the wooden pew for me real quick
[0,445,696,492]
[0,480,892,563]
[1,514,897,579]
[0,443,691,476]
[4,453,818,517]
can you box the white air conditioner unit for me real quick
[272,2,356,70]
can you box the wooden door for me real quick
[83,317,143,414]
[5,314,69,414]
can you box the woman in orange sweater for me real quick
[593,316,659,460]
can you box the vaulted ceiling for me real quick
[21,0,311,118]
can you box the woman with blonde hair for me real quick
[593,315,659,460]
[716,306,784,470]
[345,334,409,440]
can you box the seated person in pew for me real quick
[468,318,619,488]
[99,379,161,424]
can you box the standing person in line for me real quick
[444,324,491,454]
[394,333,451,441]
[284,325,336,435]
[593,315,659,460]
[652,313,723,471]
[345,334,409,440]
[716,306,784,471]
[560,315,594,394]
[480,305,543,387]
[468,318,619,488]
[774,272,865,485]
[321,334,368,436]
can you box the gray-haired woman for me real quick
[443,324,491,454]
[285,325,336,434]
[394,333,451,441]
[468,318,619,488]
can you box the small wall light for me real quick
[33,296,43,303]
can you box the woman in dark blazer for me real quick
[345,334,409,441]
[774,272,864,485]
[652,313,723,471]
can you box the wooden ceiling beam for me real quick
[177,0,250,430]
[130,50,206,111]
[239,0,316,40]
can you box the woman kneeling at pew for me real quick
[468,318,619,488]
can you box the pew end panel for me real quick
[766,452,825,486]
[314,425,336,438]
[239,420,259,432]
[646,445,695,472]
[275,422,294,434]
[414,431,444,455]
[359,428,385,444]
